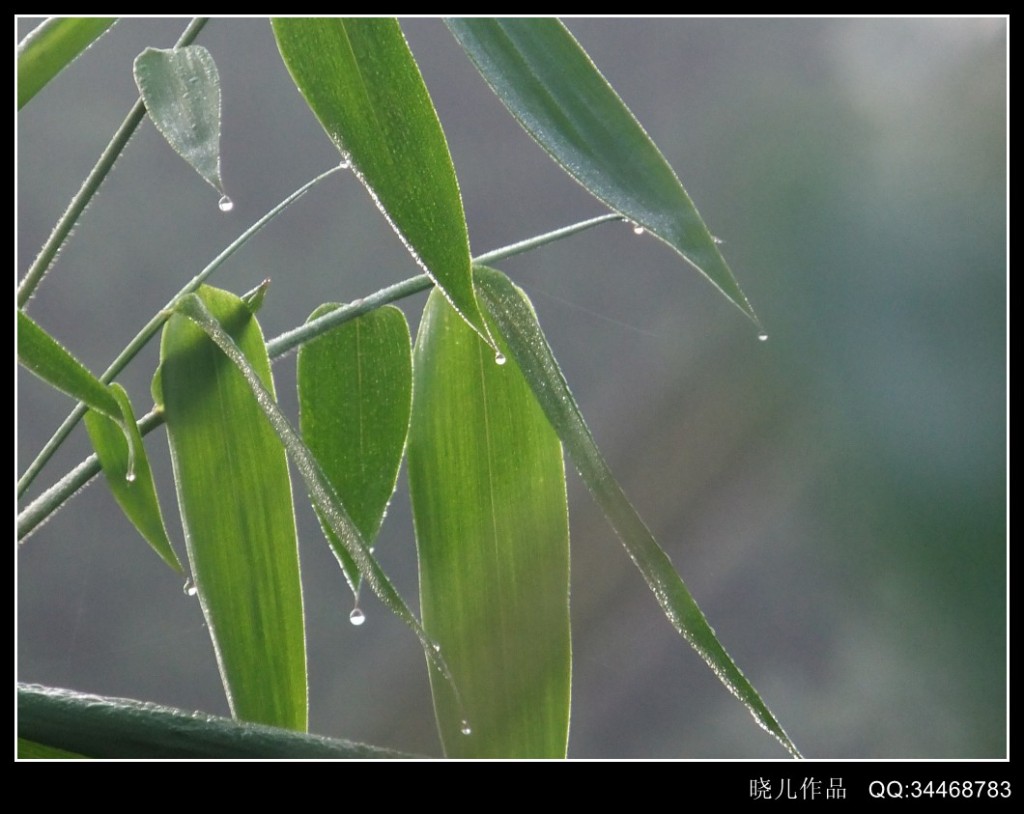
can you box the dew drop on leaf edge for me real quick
[494,352,507,366]
[218,195,234,213]
[183,577,198,597]
[758,333,769,342]
[349,607,366,626]
[460,720,472,736]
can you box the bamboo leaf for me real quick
[18,309,121,421]
[271,18,498,351]
[83,384,182,573]
[133,45,229,204]
[474,266,800,758]
[408,288,571,758]
[297,304,412,596]
[18,683,416,759]
[159,285,306,730]
[173,291,461,701]
[448,19,761,327]
[17,17,117,110]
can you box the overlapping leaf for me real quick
[271,18,498,351]
[474,266,800,758]
[448,19,761,327]
[409,288,571,758]
[159,285,306,730]
[298,304,412,596]
[172,291,460,698]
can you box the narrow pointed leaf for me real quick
[18,683,416,759]
[133,45,227,197]
[271,18,498,351]
[448,19,760,326]
[17,17,117,110]
[18,309,121,421]
[409,288,571,758]
[474,266,800,758]
[173,291,460,696]
[83,383,183,573]
[160,285,306,730]
[297,304,412,593]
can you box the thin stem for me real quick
[17,164,345,498]
[17,18,209,309]
[18,210,622,538]
[269,212,621,358]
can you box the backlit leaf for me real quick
[297,304,412,594]
[271,18,498,351]
[160,285,306,730]
[409,288,571,758]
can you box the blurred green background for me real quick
[16,17,1006,758]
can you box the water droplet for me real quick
[495,352,507,366]
[460,720,472,736]
[758,333,769,342]
[218,195,234,213]
[183,577,198,597]
[632,223,645,235]
[349,608,366,626]
[712,235,724,245]
[124,466,136,484]
[432,642,442,652]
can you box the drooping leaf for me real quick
[18,309,121,422]
[83,383,182,573]
[133,45,228,202]
[173,291,460,698]
[271,18,498,351]
[297,304,412,595]
[17,17,117,110]
[408,288,571,758]
[18,683,415,759]
[448,19,761,327]
[474,266,800,758]
[159,285,306,730]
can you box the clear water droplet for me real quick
[349,608,366,626]
[712,235,724,245]
[632,224,645,235]
[218,195,234,213]
[183,577,198,597]
[124,466,136,484]
[432,642,442,652]
[495,352,507,366]
[460,720,472,736]
[758,333,769,342]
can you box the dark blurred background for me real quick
[16,17,1006,758]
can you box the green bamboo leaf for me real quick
[17,17,117,110]
[160,285,306,730]
[271,18,498,352]
[18,309,121,421]
[133,45,230,208]
[173,291,461,701]
[408,288,571,758]
[297,304,412,598]
[18,683,416,759]
[83,384,182,574]
[448,19,761,328]
[474,266,800,758]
